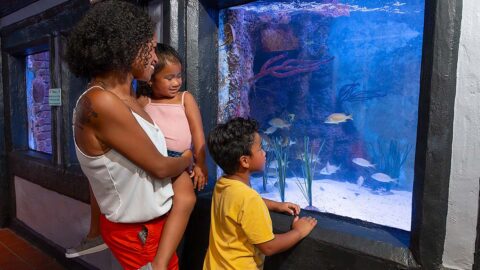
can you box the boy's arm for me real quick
[263,198,278,210]
[255,216,317,256]
[263,198,300,216]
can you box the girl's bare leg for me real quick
[153,171,196,269]
[87,185,101,238]
[65,185,104,258]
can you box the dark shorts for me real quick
[167,150,183,157]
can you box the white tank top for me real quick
[73,86,173,223]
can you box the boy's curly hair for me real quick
[65,0,154,78]
[207,117,259,175]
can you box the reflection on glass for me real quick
[26,51,52,154]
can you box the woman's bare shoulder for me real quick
[75,87,130,128]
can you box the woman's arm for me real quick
[75,88,191,179]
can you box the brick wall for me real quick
[27,52,51,154]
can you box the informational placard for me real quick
[48,88,62,106]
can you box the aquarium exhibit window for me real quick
[217,0,424,231]
[26,51,52,154]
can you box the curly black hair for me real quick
[136,43,183,98]
[207,117,259,175]
[65,0,155,78]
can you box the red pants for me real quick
[100,214,179,270]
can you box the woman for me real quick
[66,1,191,269]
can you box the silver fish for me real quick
[269,118,291,129]
[324,113,353,124]
[371,173,397,183]
[352,158,375,168]
[264,126,278,135]
[320,162,341,175]
[356,176,365,187]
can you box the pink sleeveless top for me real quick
[144,91,192,152]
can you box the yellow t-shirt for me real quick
[203,177,275,270]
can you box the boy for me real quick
[203,117,317,270]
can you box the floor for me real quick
[0,229,65,270]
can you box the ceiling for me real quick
[0,0,39,18]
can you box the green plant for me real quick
[296,137,324,210]
[369,138,412,180]
[261,140,274,193]
[272,137,289,202]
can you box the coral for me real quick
[249,54,333,86]
[337,83,387,105]
[260,26,299,52]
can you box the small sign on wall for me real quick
[48,88,62,106]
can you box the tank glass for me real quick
[218,0,424,231]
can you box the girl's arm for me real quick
[137,95,150,107]
[74,88,192,180]
[183,91,208,188]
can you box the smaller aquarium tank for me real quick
[217,0,424,231]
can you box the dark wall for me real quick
[0,0,92,216]
[411,0,462,268]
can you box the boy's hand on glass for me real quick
[192,165,207,191]
[276,202,300,216]
[291,216,317,238]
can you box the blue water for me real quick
[218,0,424,230]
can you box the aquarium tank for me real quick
[217,0,424,231]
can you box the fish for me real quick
[371,173,397,183]
[356,176,365,187]
[352,158,375,168]
[268,118,291,129]
[320,161,341,175]
[218,23,235,47]
[264,126,277,135]
[281,137,296,147]
[324,113,353,124]
[267,160,278,169]
[288,113,295,122]
[296,152,320,163]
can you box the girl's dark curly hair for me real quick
[136,43,183,98]
[65,0,155,78]
[207,117,259,175]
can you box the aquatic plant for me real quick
[261,139,275,193]
[272,136,290,202]
[296,137,324,210]
[369,139,412,180]
[337,83,386,105]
